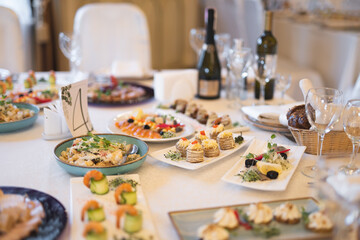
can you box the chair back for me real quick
[0,6,25,72]
[73,3,152,75]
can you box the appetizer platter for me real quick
[88,76,154,105]
[70,171,158,239]
[222,135,306,191]
[0,186,67,240]
[169,197,332,240]
[107,109,195,142]
[54,133,149,176]
[150,131,253,170]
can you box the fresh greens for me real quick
[109,177,138,191]
[164,150,184,161]
[161,131,176,139]
[237,169,262,182]
[252,224,281,238]
[301,207,310,225]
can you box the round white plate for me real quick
[107,110,195,143]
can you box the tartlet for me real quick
[246,203,273,224]
[217,131,235,150]
[202,139,220,158]
[274,202,301,224]
[210,124,224,140]
[176,138,190,157]
[195,130,208,144]
[306,211,333,233]
[186,141,204,163]
[213,207,239,229]
[197,223,229,240]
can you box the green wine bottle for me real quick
[255,10,277,100]
[197,8,221,99]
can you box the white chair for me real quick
[73,3,152,76]
[0,6,25,72]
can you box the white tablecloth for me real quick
[274,15,360,97]
[0,74,349,239]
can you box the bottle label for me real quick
[199,79,219,97]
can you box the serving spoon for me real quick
[121,144,139,164]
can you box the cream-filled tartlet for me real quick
[176,137,190,157]
[217,131,235,150]
[195,130,208,144]
[186,141,204,163]
[274,202,301,224]
[210,124,224,140]
[202,139,220,158]
[197,224,229,240]
[247,203,273,224]
[213,207,239,229]
[306,211,333,233]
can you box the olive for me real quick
[175,126,182,132]
[245,159,256,168]
[173,120,178,125]
[159,130,164,135]
[127,118,134,123]
[266,171,279,179]
[280,152,287,160]
[19,94,24,97]
[28,90,33,94]
[143,124,150,129]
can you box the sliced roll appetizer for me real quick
[83,222,107,240]
[116,205,142,234]
[83,170,109,195]
[114,183,137,205]
[81,200,106,222]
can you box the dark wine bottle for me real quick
[254,10,277,100]
[197,8,221,99]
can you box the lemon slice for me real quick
[256,161,282,175]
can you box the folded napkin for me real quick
[154,69,198,104]
[43,101,70,139]
[111,60,146,78]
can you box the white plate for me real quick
[107,110,195,143]
[70,174,159,240]
[149,135,254,170]
[221,139,306,191]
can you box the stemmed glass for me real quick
[189,28,206,60]
[275,74,292,104]
[214,33,231,69]
[339,99,360,175]
[302,88,343,178]
[59,32,82,81]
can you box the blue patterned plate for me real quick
[0,186,67,239]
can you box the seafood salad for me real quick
[59,133,140,167]
[0,97,34,123]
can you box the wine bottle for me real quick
[197,8,221,99]
[254,10,277,100]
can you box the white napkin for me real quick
[299,78,314,99]
[154,69,198,104]
[111,60,145,78]
[43,101,70,138]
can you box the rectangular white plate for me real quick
[70,174,158,240]
[221,139,306,191]
[150,135,254,170]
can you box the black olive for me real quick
[159,130,164,135]
[28,90,33,93]
[127,118,134,123]
[267,171,279,179]
[245,159,256,168]
[280,152,287,160]
[143,124,150,129]
[173,120,178,125]
[19,94,24,97]
[175,126,182,132]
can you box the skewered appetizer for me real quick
[213,207,239,229]
[83,170,109,195]
[176,137,190,157]
[197,224,229,240]
[274,202,301,224]
[210,124,224,139]
[114,183,137,205]
[195,130,208,144]
[81,200,106,222]
[217,130,235,150]
[116,205,142,234]
[186,141,204,163]
[306,211,333,233]
[83,222,107,240]
[246,203,273,224]
[202,139,220,158]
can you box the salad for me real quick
[0,96,34,123]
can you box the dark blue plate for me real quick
[1,186,67,240]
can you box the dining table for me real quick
[0,72,350,240]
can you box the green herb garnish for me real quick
[109,177,138,191]
[301,207,310,225]
[233,121,240,127]
[246,153,255,159]
[161,131,176,139]
[252,224,281,238]
[236,169,262,182]
[164,150,184,161]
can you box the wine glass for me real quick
[59,32,82,80]
[302,88,343,178]
[189,28,206,60]
[339,99,360,175]
[275,74,291,104]
[214,33,231,69]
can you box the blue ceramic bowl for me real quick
[0,103,39,133]
[54,134,149,176]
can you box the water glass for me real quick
[189,28,206,60]
[59,32,82,80]
[275,74,291,104]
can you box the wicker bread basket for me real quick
[288,126,353,155]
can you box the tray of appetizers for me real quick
[0,186,67,239]
[169,197,332,240]
[70,171,158,239]
[107,109,195,142]
[150,130,253,170]
[221,135,306,191]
